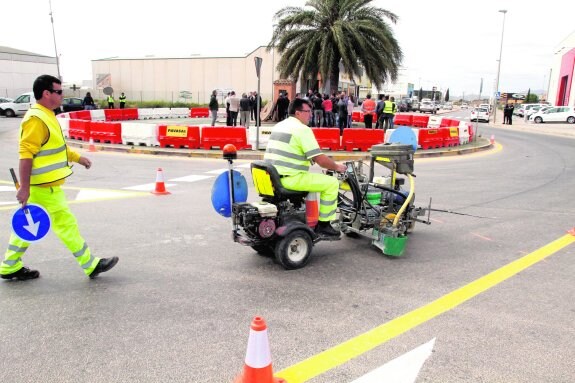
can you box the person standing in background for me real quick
[209,90,219,126]
[361,94,376,129]
[228,91,240,126]
[347,95,355,128]
[83,92,95,110]
[118,92,126,109]
[107,94,114,109]
[239,93,251,127]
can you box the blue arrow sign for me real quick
[11,204,51,242]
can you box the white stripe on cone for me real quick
[245,328,272,368]
[156,168,165,182]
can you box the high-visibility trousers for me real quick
[1,186,99,276]
[280,172,339,222]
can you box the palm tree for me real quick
[268,0,402,94]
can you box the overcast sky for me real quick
[2,0,574,97]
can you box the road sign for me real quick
[254,57,263,79]
[11,204,51,242]
[496,91,501,99]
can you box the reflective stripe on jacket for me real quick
[263,117,322,176]
[22,107,72,185]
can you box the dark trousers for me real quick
[120,102,125,109]
[338,112,347,135]
[108,103,114,109]
[230,111,238,126]
[364,114,373,129]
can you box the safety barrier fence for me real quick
[58,110,475,151]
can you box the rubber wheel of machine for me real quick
[275,230,312,270]
[251,244,275,258]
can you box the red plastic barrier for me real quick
[394,114,413,126]
[418,128,443,149]
[341,128,384,151]
[440,118,456,128]
[468,123,475,142]
[90,121,122,144]
[69,110,92,121]
[311,128,341,151]
[412,115,430,128]
[68,119,91,141]
[104,109,123,121]
[440,127,459,147]
[158,125,201,149]
[190,107,209,118]
[121,108,139,120]
[200,127,250,150]
[351,111,365,122]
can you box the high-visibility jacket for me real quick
[21,107,72,185]
[263,117,322,177]
[108,95,114,103]
[119,95,126,103]
[383,100,395,114]
[362,98,376,115]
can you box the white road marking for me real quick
[169,175,213,182]
[350,338,435,383]
[122,183,177,192]
[0,186,16,192]
[75,189,146,201]
[205,168,231,174]
[0,201,18,206]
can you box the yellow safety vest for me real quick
[108,96,114,103]
[21,106,73,185]
[119,95,126,102]
[263,117,322,176]
[383,100,394,114]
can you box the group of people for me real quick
[305,91,355,134]
[80,92,127,110]
[208,90,262,127]
[363,94,397,130]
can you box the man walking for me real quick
[1,75,119,281]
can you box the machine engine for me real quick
[232,202,279,239]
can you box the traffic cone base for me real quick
[88,137,97,152]
[152,167,171,195]
[490,134,495,145]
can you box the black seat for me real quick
[251,161,308,204]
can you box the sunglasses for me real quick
[49,89,63,95]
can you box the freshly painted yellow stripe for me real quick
[276,233,575,382]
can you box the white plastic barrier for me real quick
[248,125,272,150]
[57,117,70,138]
[427,115,442,128]
[458,121,470,145]
[121,122,159,146]
[170,108,190,118]
[90,109,105,121]
[152,108,170,119]
[138,108,154,120]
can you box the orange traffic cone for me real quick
[234,317,286,383]
[490,134,495,145]
[151,168,171,195]
[88,137,97,152]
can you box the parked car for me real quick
[61,97,86,112]
[0,91,35,117]
[0,97,13,103]
[470,107,489,122]
[516,103,549,117]
[419,100,436,114]
[479,103,492,113]
[443,102,453,110]
[529,106,575,124]
[398,98,413,112]
[461,103,469,109]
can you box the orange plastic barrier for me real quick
[412,115,430,128]
[341,128,384,151]
[190,107,209,118]
[311,128,341,151]
[90,121,122,144]
[394,114,413,126]
[201,127,250,150]
[68,119,91,141]
[158,125,201,149]
[121,108,139,120]
[418,128,443,149]
[104,109,123,121]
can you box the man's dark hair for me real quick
[288,98,312,115]
[33,75,61,100]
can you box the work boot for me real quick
[315,221,340,238]
[89,257,119,279]
[1,266,40,281]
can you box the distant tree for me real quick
[269,0,403,93]
[525,90,538,103]
[525,88,531,103]
[418,87,423,101]
[444,88,450,102]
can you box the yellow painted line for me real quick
[276,232,575,383]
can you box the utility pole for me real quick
[48,0,61,80]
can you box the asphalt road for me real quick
[0,116,574,383]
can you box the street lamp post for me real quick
[493,9,507,124]
[48,0,61,80]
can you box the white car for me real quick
[470,107,489,122]
[461,103,469,109]
[419,101,436,114]
[0,91,36,117]
[530,106,575,124]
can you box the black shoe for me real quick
[89,257,119,279]
[315,222,341,238]
[1,266,40,281]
